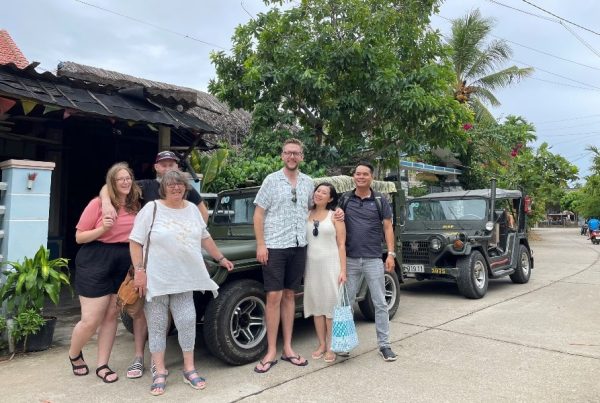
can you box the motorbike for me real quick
[590,229,600,245]
[581,223,588,236]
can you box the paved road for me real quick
[1,228,599,402]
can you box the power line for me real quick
[435,14,600,73]
[541,131,600,138]
[494,35,600,72]
[73,0,227,50]
[559,20,600,59]
[511,59,600,90]
[521,0,600,37]
[536,114,600,124]
[487,0,556,22]
[240,0,255,19]
[538,124,600,134]
[526,76,600,92]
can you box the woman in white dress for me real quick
[303,183,346,363]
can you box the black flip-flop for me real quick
[254,359,277,373]
[281,355,308,367]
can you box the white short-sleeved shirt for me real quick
[254,169,314,248]
[129,201,219,301]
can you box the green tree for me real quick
[497,143,579,224]
[561,188,583,215]
[448,9,533,122]
[578,146,600,218]
[457,115,536,189]
[210,0,469,168]
[210,150,326,191]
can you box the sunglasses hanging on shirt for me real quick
[313,220,319,236]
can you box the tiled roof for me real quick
[0,30,28,68]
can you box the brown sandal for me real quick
[96,364,118,383]
[69,351,89,376]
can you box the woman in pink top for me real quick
[68,162,141,384]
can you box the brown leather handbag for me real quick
[117,202,157,316]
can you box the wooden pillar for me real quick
[158,125,171,151]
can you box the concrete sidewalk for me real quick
[1,227,599,402]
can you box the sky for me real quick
[2,0,600,180]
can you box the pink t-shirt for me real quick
[76,197,136,243]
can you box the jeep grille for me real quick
[402,241,430,264]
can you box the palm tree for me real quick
[448,9,533,122]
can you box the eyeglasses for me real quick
[282,151,303,157]
[167,183,186,189]
[115,177,132,183]
[312,220,319,236]
[291,188,297,203]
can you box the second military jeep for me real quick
[400,182,533,299]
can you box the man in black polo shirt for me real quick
[344,161,397,361]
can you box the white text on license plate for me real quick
[403,264,424,273]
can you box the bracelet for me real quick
[135,266,145,272]
[216,256,226,263]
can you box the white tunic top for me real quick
[129,201,219,301]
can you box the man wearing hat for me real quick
[136,151,209,222]
[98,150,208,379]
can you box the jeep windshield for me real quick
[407,198,486,222]
[213,193,256,225]
[209,190,257,239]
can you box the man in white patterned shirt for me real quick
[253,138,314,372]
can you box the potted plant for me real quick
[0,245,71,353]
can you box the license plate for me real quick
[403,264,424,273]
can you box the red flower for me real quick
[462,123,473,131]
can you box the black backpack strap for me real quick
[338,191,351,212]
[373,191,383,222]
[339,190,384,222]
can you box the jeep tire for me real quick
[510,244,532,284]
[457,250,488,299]
[203,279,267,365]
[358,270,400,321]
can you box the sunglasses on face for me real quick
[312,220,319,236]
[291,188,297,204]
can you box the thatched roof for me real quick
[57,61,251,144]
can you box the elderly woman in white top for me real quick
[129,170,233,396]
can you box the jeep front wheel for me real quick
[203,279,267,365]
[358,270,400,321]
[510,244,531,284]
[457,251,488,299]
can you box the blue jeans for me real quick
[346,257,390,349]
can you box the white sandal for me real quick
[126,356,144,379]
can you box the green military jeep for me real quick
[123,176,403,365]
[400,182,533,299]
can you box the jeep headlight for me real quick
[430,237,442,251]
[485,221,494,231]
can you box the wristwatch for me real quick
[387,251,397,258]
